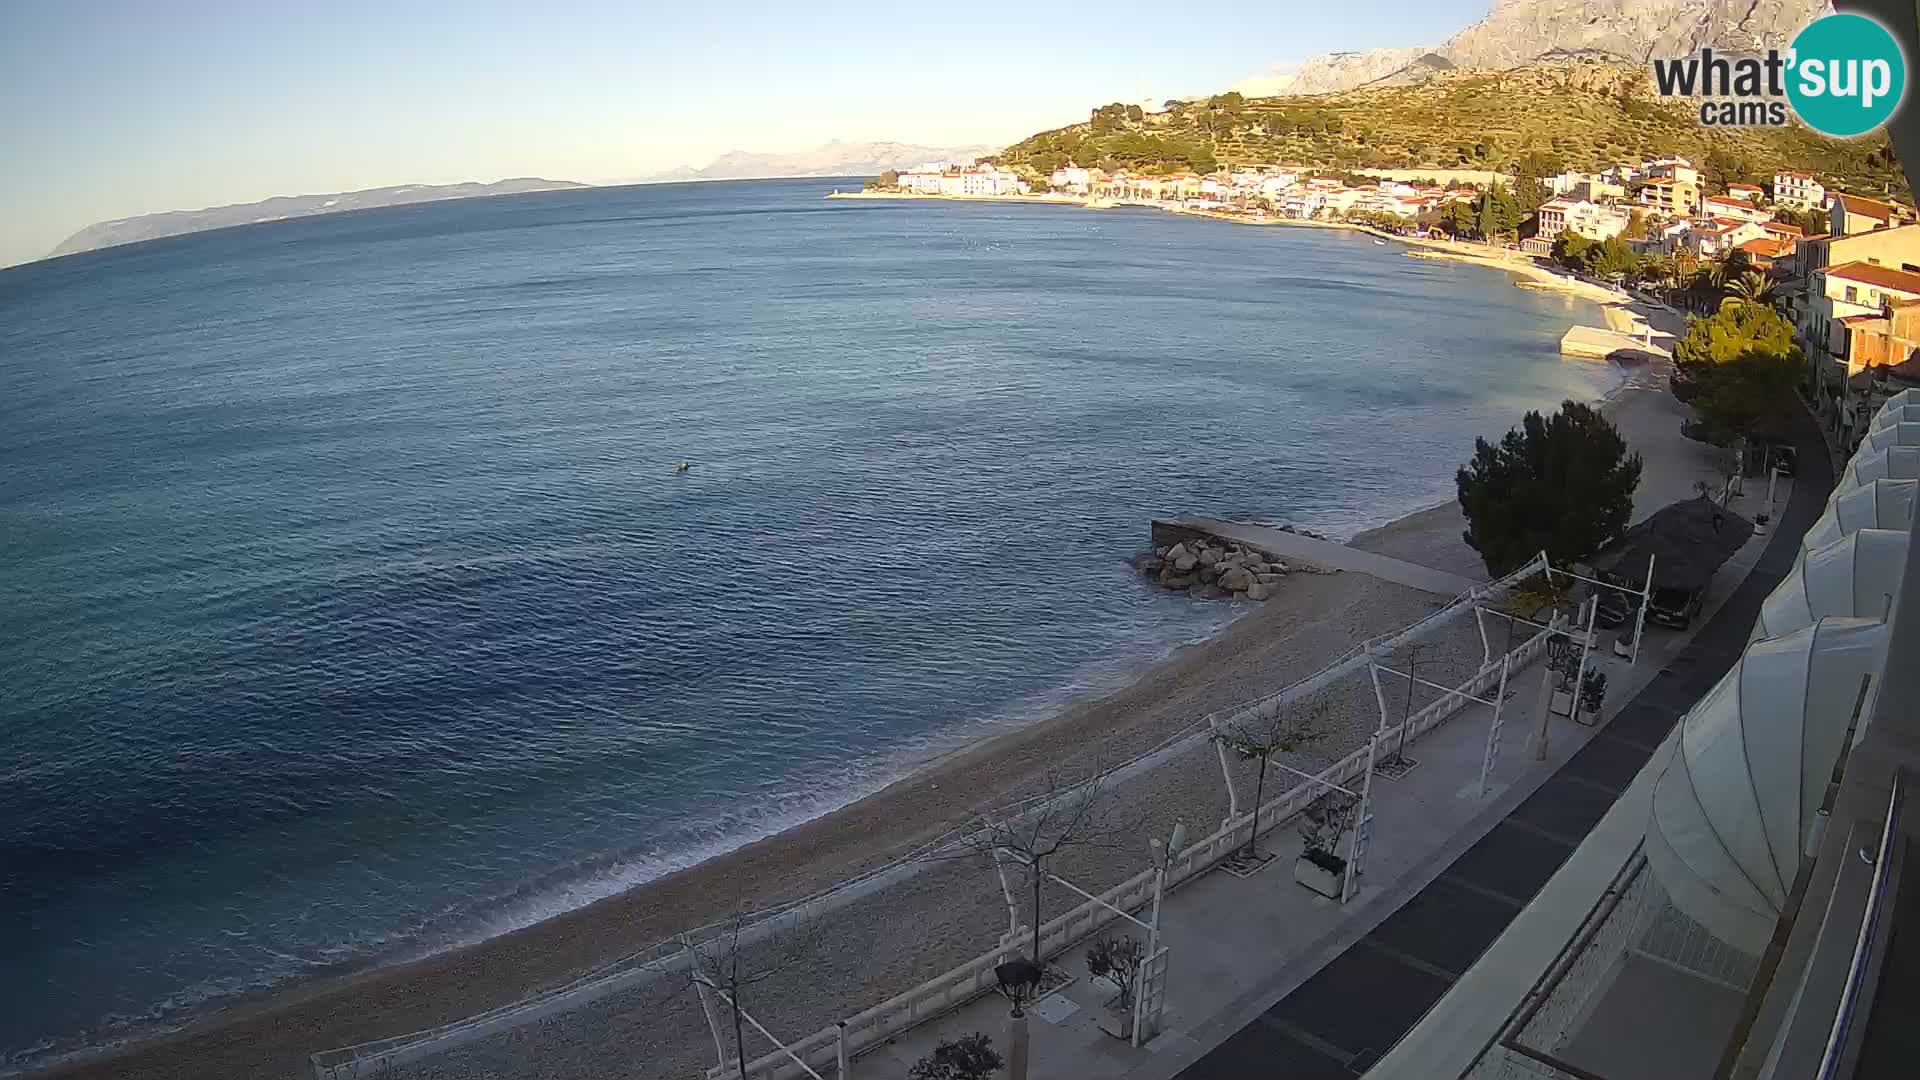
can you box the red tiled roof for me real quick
[1824,260,1920,294]
[1778,170,1814,180]
[1763,221,1805,237]
[1739,238,1794,259]
[1836,193,1895,221]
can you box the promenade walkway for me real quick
[1166,516,1482,597]
[854,417,1820,1080]
[1172,408,1829,1079]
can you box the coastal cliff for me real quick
[49,178,589,259]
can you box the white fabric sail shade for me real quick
[1858,422,1920,455]
[1647,618,1891,953]
[1754,529,1910,641]
[1799,479,1918,558]
[1871,388,1920,423]
[1837,446,1920,493]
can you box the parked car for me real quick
[1647,586,1704,629]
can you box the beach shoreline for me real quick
[37,198,1684,1080]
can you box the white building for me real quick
[1678,216,1769,258]
[1774,170,1827,211]
[1645,156,1701,186]
[1278,189,1327,219]
[1700,194,1771,224]
[1049,166,1095,193]
[1537,198,1632,241]
[1257,173,1299,200]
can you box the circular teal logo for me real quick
[1787,13,1906,137]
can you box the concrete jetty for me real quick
[1152,516,1480,597]
[1560,324,1664,361]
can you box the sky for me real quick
[0,0,1492,267]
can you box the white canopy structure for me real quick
[1799,479,1918,558]
[1858,422,1920,455]
[1754,530,1910,641]
[1836,445,1920,493]
[1646,618,1891,953]
[1872,387,1920,418]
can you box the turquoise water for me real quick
[0,178,1615,1067]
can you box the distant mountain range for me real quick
[1238,0,1828,95]
[646,140,998,182]
[49,178,588,259]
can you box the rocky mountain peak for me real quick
[1249,0,1830,96]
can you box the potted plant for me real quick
[1294,791,1357,899]
[910,1033,1005,1080]
[1613,600,1638,657]
[1547,639,1577,718]
[1754,512,1771,537]
[1085,934,1146,1038]
[1579,669,1608,720]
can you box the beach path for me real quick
[1168,516,1483,596]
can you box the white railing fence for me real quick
[313,556,1557,1080]
[712,626,1554,1080]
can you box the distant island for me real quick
[645,139,997,183]
[49,178,589,259]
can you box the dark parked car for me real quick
[1647,586,1704,629]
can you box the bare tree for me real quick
[683,905,822,1079]
[1385,641,1426,768]
[1210,698,1330,859]
[1085,934,1146,1010]
[943,764,1131,968]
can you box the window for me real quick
[1846,286,1860,303]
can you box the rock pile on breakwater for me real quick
[1139,538,1289,600]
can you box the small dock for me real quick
[1560,325,1665,361]
[1152,517,1480,597]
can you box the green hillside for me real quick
[994,61,1904,198]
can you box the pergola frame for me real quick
[691,971,827,1080]
[1370,654,1513,798]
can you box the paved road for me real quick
[1173,409,1833,1079]
[1170,517,1482,598]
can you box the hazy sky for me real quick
[0,0,1490,267]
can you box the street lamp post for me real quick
[994,958,1043,1080]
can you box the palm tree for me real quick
[1723,270,1774,307]
[1638,253,1676,294]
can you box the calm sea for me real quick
[0,179,1615,1067]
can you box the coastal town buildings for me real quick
[1726,182,1763,204]
[1829,191,1910,236]
[1548,171,1625,203]
[896,166,1028,196]
[1535,198,1630,241]
[1047,166,1103,193]
[1736,236,1794,271]
[1638,177,1700,219]
[1802,254,1920,441]
[1700,194,1770,224]
[1773,170,1826,210]
[1644,156,1700,186]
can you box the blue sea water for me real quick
[0,178,1616,1066]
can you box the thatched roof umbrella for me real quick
[1597,496,1755,593]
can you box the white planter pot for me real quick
[1551,689,1575,717]
[1613,636,1633,658]
[1294,855,1345,899]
